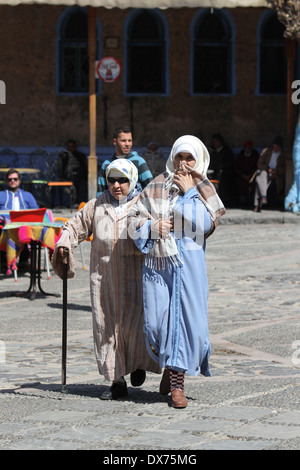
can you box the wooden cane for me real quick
[61,247,69,393]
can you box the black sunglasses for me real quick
[8,177,19,182]
[107,176,129,184]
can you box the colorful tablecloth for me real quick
[0,221,63,274]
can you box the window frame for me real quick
[56,6,102,96]
[123,8,169,97]
[190,8,236,97]
[256,10,287,96]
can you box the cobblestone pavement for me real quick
[0,208,299,451]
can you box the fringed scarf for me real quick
[127,135,226,269]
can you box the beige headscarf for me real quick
[106,158,138,194]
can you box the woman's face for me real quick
[107,176,130,200]
[174,152,196,170]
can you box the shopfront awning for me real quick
[0,0,268,8]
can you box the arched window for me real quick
[257,11,286,95]
[191,9,235,95]
[125,9,168,96]
[56,7,101,95]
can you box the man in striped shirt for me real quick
[97,126,153,195]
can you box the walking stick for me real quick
[61,247,69,393]
[249,170,257,184]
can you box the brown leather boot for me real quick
[159,368,171,395]
[171,389,188,408]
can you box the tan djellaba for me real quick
[52,193,161,381]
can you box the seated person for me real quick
[234,141,259,207]
[208,146,221,181]
[0,169,38,270]
[57,139,87,204]
[0,169,38,210]
[254,136,286,212]
[142,142,166,178]
[210,133,235,207]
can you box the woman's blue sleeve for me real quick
[133,219,154,254]
[173,187,212,236]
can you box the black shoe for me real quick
[130,369,146,387]
[100,381,128,400]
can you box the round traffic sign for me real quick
[96,57,121,83]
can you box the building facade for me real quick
[0,4,297,161]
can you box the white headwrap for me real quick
[106,158,138,194]
[128,135,225,270]
[166,135,210,176]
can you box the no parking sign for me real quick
[95,57,121,83]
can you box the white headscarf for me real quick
[166,135,210,176]
[106,158,138,194]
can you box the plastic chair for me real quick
[30,179,49,207]
[54,202,92,270]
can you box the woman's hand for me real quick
[174,164,194,193]
[151,218,173,238]
[58,247,69,263]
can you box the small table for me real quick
[0,168,40,177]
[0,221,63,300]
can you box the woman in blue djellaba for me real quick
[128,135,226,408]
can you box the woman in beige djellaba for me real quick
[52,159,160,400]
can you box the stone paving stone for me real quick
[118,430,207,450]
[160,417,242,434]
[265,411,300,426]
[198,406,275,421]
[228,423,300,440]
[46,425,130,446]
[196,439,279,450]
[6,439,78,450]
